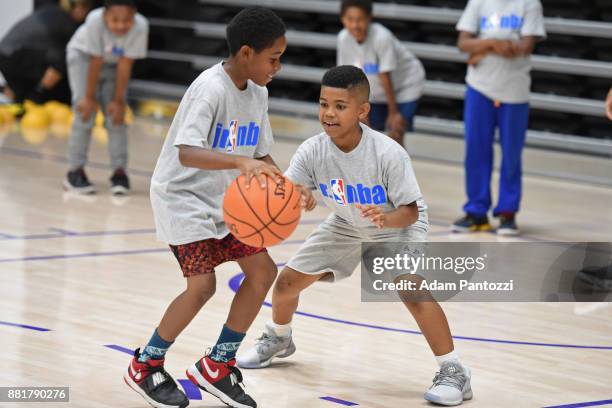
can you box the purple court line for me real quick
[0,320,51,332]
[0,240,308,263]
[0,247,167,263]
[105,344,133,355]
[104,345,202,400]
[0,218,325,242]
[177,380,202,400]
[0,146,152,177]
[48,228,78,236]
[0,227,157,241]
[544,399,612,408]
[228,272,612,350]
[320,396,359,406]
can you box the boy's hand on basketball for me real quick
[107,100,126,125]
[237,157,282,189]
[77,97,97,121]
[296,185,316,211]
[356,204,386,229]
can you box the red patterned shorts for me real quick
[169,234,267,277]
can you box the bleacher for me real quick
[132,0,612,156]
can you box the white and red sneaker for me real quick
[124,348,189,408]
[186,355,256,408]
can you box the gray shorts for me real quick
[287,212,428,282]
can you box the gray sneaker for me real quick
[236,324,296,369]
[424,362,472,406]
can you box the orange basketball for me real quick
[223,174,301,248]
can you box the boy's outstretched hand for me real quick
[356,203,385,229]
[296,185,316,211]
[237,157,282,189]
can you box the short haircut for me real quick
[340,0,373,16]
[321,65,370,101]
[60,0,92,10]
[104,0,136,8]
[226,7,286,56]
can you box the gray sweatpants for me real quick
[67,50,128,170]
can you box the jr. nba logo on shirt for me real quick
[226,120,239,152]
[480,13,523,31]
[330,179,347,205]
[212,121,260,151]
[321,178,387,206]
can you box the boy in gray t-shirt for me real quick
[337,0,425,146]
[452,0,546,236]
[238,66,473,407]
[64,0,148,195]
[123,8,300,408]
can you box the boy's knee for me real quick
[274,269,299,297]
[186,277,216,304]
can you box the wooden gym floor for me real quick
[0,116,611,407]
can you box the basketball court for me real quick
[1,113,611,407]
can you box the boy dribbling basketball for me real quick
[123,8,300,408]
[238,66,473,406]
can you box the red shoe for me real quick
[124,348,189,408]
[186,355,256,408]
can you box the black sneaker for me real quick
[186,355,256,408]
[64,168,95,194]
[110,169,130,195]
[451,214,492,233]
[124,348,189,408]
[497,214,519,236]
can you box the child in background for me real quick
[64,0,148,195]
[337,0,425,146]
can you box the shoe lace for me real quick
[431,364,466,390]
[254,332,284,354]
[228,365,245,390]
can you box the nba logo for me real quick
[226,120,239,152]
[330,179,347,205]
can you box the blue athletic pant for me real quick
[369,100,419,132]
[463,86,529,217]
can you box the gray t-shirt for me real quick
[150,62,274,245]
[456,0,546,103]
[337,23,425,104]
[67,8,148,64]
[285,123,427,235]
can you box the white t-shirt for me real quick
[456,0,546,103]
[337,23,426,104]
[67,7,148,64]
[285,123,426,233]
[150,63,274,245]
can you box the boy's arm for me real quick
[458,32,515,59]
[257,154,280,171]
[178,145,281,189]
[107,56,135,125]
[379,72,406,137]
[77,56,103,120]
[357,202,418,229]
[511,36,537,57]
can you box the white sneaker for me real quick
[424,362,472,406]
[236,323,296,369]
